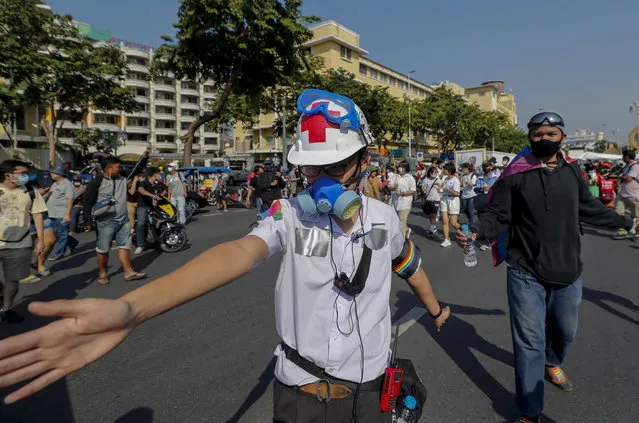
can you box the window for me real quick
[131,87,148,97]
[204,137,218,145]
[478,90,486,97]
[128,118,149,127]
[180,122,191,130]
[340,46,351,60]
[15,109,25,131]
[155,106,175,114]
[181,109,198,117]
[181,81,198,90]
[156,120,175,129]
[127,57,148,66]
[138,103,150,112]
[370,69,378,80]
[94,114,117,125]
[155,92,175,101]
[128,134,148,141]
[380,73,387,83]
[156,78,174,86]
[156,135,175,143]
[203,86,215,94]
[390,77,396,87]
[359,64,367,76]
[181,95,198,104]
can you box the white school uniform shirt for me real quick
[394,173,417,211]
[249,196,406,386]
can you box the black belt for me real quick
[280,342,383,392]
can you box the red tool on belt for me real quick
[380,325,403,412]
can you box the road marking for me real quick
[391,306,427,343]
[200,209,255,217]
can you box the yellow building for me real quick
[233,21,519,165]
[230,20,438,164]
[436,80,518,125]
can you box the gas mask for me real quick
[297,176,362,220]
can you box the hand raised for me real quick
[0,298,136,404]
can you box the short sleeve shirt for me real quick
[443,176,461,198]
[47,179,74,218]
[619,162,639,201]
[166,173,186,197]
[0,186,48,249]
[249,196,405,386]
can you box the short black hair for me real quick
[443,163,456,175]
[503,156,510,162]
[426,166,438,177]
[623,150,636,160]
[490,157,497,164]
[461,163,473,172]
[148,167,161,177]
[398,161,410,173]
[100,157,120,171]
[0,160,28,182]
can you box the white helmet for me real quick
[287,89,374,166]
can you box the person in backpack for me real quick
[0,160,47,323]
[457,112,637,423]
[0,91,451,422]
[252,158,285,213]
[82,157,146,285]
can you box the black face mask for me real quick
[531,139,561,158]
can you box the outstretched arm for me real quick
[0,235,269,404]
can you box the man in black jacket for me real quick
[250,158,285,213]
[457,112,635,423]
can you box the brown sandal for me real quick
[97,277,110,285]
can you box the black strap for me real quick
[280,342,383,391]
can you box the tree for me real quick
[151,0,318,166]
[0,0,137,166]
[491,124,529,153]
[73,128,118,159]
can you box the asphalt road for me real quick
[0,204,638,423]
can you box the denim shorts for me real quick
[95,219,132,254]
[29,213,53,235]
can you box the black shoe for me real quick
[0,309,25,324]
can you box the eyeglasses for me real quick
[527,112,564,129]
[297,89,361,131]
[299,161,352,178]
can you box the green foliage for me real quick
[73,128,117,158]
[0,0,137,164]
[151,0,318,165]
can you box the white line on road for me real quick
[200,209,255,217]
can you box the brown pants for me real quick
[273,379,391,423]
[397,209,411,234]
[126,201,137,231]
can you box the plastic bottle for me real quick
[396,395,418,423]
[461,224,477,267]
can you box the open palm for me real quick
[0,298,136,404]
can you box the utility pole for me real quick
[407,70,415,159]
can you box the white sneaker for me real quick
[134,246,144,255]
[480,244,490,251]
[440,238,452,248]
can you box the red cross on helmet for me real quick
[288,89,374,166]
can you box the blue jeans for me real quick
[50,218,78,258]
[171,196,186,225]
[95,219,132,254]
[136,205,149,248]
[461,197,476,224]
[507,267,582,416]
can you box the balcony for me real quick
[135,95,150,104]
[155,128,177,136]
[154,113,176,121]
[123,47,150,60]
[154,98,176,107]
[125,79,150,89]
[154,83,175,93]
[124,125,151,134]
[155,141,177,150]
[180,114,196,123]
[127,63,149,74]
[127,110,150,119]
[93,123,121,133]
[180,102,200,110]
[180,87,200,97]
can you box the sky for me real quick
[47,0,639,144]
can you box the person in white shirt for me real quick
[391,161,417,237]
[421,166,443,237]
[0,90,450,422]
[438,163,461,247]
[460,163,478,225]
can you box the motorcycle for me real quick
[135,196,188,252]
[209,183,249,208]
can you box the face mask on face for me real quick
[399,168,406,175]
[168,167,175,173]
[531,139,562,158]
[12,174,29,186]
